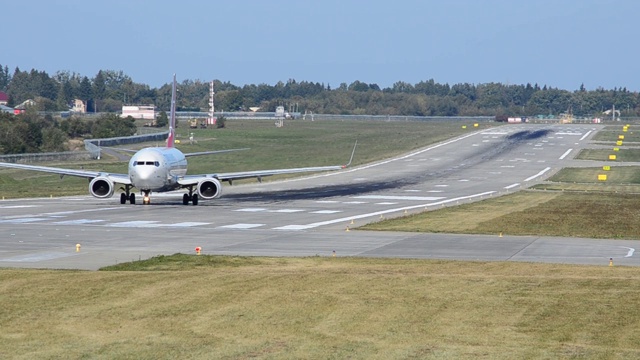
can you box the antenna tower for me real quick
[208,81,216,125]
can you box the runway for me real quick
[2,123,639,270]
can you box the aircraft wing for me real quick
[177,164,347,186]
[0,162,131,184]
[177,140,357,186]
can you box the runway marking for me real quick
[236,208,267,212]
[218,223,264,229]
[405,189,421,192]
[275,191,495,230]
[559,149,573,160]
[427,190,444,193]
[0,205,39,209]
[272,209,305,213]
[108,221,160,228]
[0,217,48,223]
[505,183,520,189]
[53,219,106,225]
[580,130,592,141]
[343,201,367,204]
[162,222,210,227]
[354,195,445,201]
[311,210,342,214]
[524,167,551,182]
[555,132,582,136]
[273,225,309,231]
[376,202,398,205]
[316,200,339,204]
[624,247,635,257]
[435,184,448,187]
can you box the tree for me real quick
[156,111,168,127]
[216,116,226,129]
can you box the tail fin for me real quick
[166,74,177,148]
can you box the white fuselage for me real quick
[128,147,187,192]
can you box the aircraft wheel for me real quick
[183,194,190,205]
[192,194,199,206]
[120,193,127,204]
[129,193,136,204]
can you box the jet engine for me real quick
[89,177,115,198]
[196,178,222,199]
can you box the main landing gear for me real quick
[119,185,136,204]
[183,187,199,205]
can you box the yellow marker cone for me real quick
[499,232,503,238]
[609,258,613,267]
[345,226,350,232]
[76,244,81,252]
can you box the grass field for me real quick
[0,119,480,199]
[2,256,640,359]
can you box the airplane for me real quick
[0,75,356,205]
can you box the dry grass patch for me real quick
[2,257,640,359]
[362,190,640,239]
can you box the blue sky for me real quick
[2,0,638,91]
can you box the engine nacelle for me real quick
[89,177,115,198]
[196,178,222,200]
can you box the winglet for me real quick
[342,140,358,168]
[167,74,177,148]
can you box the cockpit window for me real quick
[134,161,159,166]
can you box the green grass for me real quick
[2,256,640,359]
[0,119,486,199]
[577,148,640,162]
[591,125,640,142]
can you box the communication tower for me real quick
[207,81,216,125]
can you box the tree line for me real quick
[0,109,136,154]
[1,65,638,118]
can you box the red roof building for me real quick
[0,91,8,106]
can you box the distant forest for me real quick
[1,64,638,118]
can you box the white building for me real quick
[121,105,156,119]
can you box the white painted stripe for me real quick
[354,195,445,201]
[579,130,592,141]
[316,200,339,204]
[311,210,342,214]
[272,209,305,213]
[53,219,106,225]
[624,247,635,257]
[427,190,444,193]
[235,208,267,212]
[343,201,367,204]
[273,225,310,231]
[559,149,572,160]
[0,218,47,223]
[376,202,398,205]
[108,221,160,228]
[504,183,520,190]
[278,191,496,230]
[555,132,582,136]
[0,205,38,209]
[218,223,264,229]
[524,167,551,182]
[164,222,210,227]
